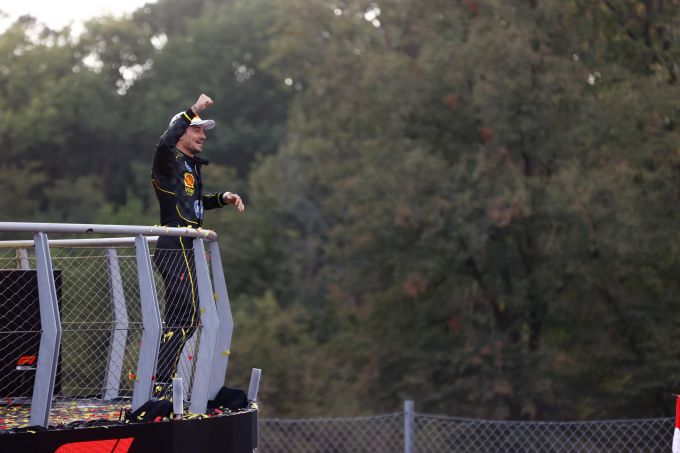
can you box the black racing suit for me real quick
[151,108,226,385]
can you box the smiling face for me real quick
[176,125,207,156]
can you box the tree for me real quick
[253,0,680,418]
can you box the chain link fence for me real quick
[411,413,673,452]
[49,246,143,405]
[0,223,237,429]
[261,413,405,452]
[0,244,149,422]
[0,237,217,423]
[260,406,674,452]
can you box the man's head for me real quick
[169,112,216,156]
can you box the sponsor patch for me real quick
[194,200,204,219]
[184,161,193,173]
[184,173,195,188]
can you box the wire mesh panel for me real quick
[260,414,404,452]
[110,247,144,399]
[0,239,214,423]
[0,223,225,428]
[412,414,673,453]
[48,246,143,405]
[152,247,202,400]
[259,413,673,453]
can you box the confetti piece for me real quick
[0,401,128,429]
[0,396,254,430]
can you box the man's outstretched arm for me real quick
[204,191,245,212]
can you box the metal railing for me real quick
[0,222,234,427]
[259,402,674,452]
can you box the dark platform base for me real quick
[0,409,258,452]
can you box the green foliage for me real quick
[252,0,680,418]
[0,162,50,220]
[95,192,156,225]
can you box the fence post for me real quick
[131,235,162,410]
[16,248,30,269]
[404,400,414,453]
[30,232,62,427]
[103,248,129,400]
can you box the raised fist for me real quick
[192,94,213,114]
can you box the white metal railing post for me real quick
[189,238,219,414]
[404,400,414,453]
[30,232,62,427]
[247,368,261,449]
[103,248,129,400]
[173,377,184,419]
[247,368,261,403]
[131,235,162,410]
[207,241,233,397]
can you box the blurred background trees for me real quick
[1,0,679,420]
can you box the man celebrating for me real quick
[151,93,244,396]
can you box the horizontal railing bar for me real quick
[61,327,152,329]
[0,222,217,241]
[61,328,141,332]
[63,321,151,330]
[0,330,42,334]
[0,325,144,333]
[0,237,158,248]
[0,327,142,333]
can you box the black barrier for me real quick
[0,409,258,452]
[0,270,63,398]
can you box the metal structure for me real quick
[0,222,234,427]
[259,402,673,452]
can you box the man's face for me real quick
[177,125,207,155]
